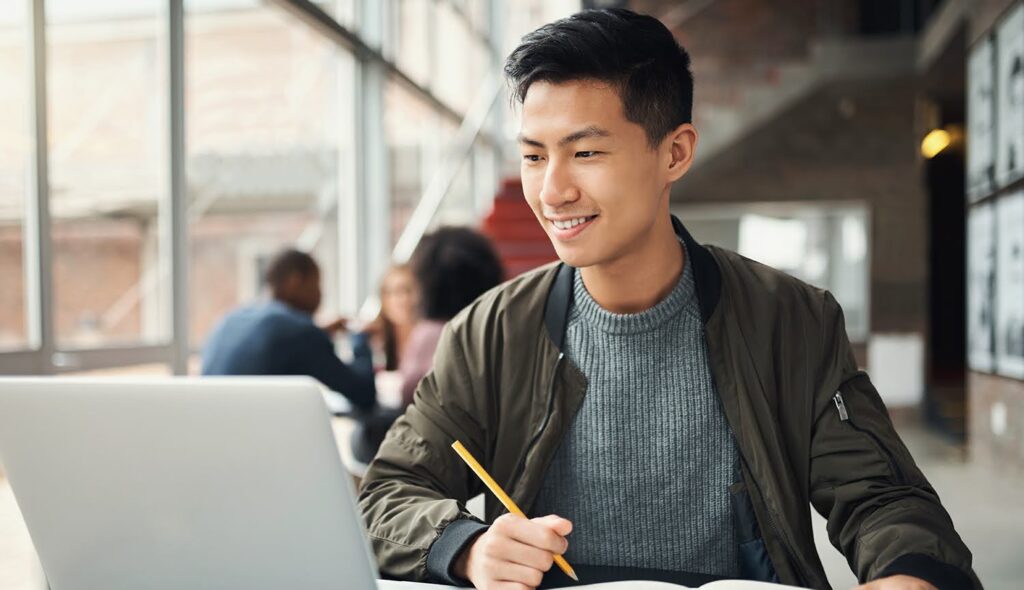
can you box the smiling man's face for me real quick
[518,79,675,270]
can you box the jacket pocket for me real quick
[729,480,781,583]
[832,388,907,485]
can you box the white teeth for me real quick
[552,216,591,230]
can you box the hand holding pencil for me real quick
[451,440,578,588]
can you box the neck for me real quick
[579,216,684,314]
[273,296,311,315]
[394,322,414,346]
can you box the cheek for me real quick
[520,169,540,195]
[582,167,629,211]
[522,181,544,213]
[591,168,661,226]
[398,295,416,313]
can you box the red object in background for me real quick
[480,178,559,279]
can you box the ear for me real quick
[664,122,698,183]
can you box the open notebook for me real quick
[377,580,804,589]
[537,582,803,590]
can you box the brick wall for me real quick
[970,373,1024,470]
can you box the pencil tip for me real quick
[568,571,579,582]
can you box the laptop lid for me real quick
[0,376,379,590]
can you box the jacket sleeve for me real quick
[297,328,376,411]
[357,321,488,584]
[808,292,980,589]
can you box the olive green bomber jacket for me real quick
[358,217,978,589]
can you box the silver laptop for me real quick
[0,376,380,590]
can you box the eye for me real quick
[522,154,543,163]
[575,151,600,158]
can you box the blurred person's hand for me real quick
[453,513,572,590]
[319,316,350,337]
[360,314,387,340]
[853,576,937,590]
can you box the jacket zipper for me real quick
[703,325,806,585]
[737,453,808,587]
[509,352,564,493]
[832,390,906,484]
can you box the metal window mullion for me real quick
[356,60,390,313]
[0,350,43,374]
[51,344,174,374]
[25,0,54,375]
[427,0,438,94]
[487,0,505,201]
[352,0,390,313]
[168,0,188,374]
[337,52,361,315]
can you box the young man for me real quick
[359,9,977,590]
[202,248,375,410]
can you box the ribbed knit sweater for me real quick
[531,241,740,576]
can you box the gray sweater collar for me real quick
[570,238,699,335]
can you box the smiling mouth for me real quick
[549,215,598,230]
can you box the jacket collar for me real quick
[543,214,722,350]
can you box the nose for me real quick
[538,158,580,209]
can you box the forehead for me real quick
[385,269,412,285]
[519,79,630,135]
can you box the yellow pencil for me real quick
[451,440,578,582]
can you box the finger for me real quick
[505,517,569,554]
[490,583,531,590]
[500,538,556,572]
[532,514,573,536]
[477,530,552,572]
[492,561,545,588]
[491,514,568,552]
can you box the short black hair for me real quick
[264,248,317,290]
[411,227,504,321]
[504,8,693,148]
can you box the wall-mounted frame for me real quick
[996,190,1024,379]
[968,35,997,201]
[968,201,996,372]
[997,4,1024,188]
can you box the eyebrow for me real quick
[517,125,612,148]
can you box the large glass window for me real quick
[433,117,475,227]
[393,0,433,88]
[185,0,356,351]
[312,0,358,30]
[472,139,498,215]
[674,202,870,342]
[434,2,486,115]
[0,0,508,364]
[464,0,490,35]
[0,1,30,351]
[385,78,456,246]
[45,0,169,349]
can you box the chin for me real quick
[552,243,600,269]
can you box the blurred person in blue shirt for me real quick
[201,248,375,411]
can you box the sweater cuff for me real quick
[876,553,973,590]
[425,518,489,586]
